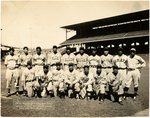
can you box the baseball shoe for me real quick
[15,91,20,96]
[99,99,104,104]
[133,96,137,101]
[6,93,11,97]
[118,97,123,105]
[123,96,128,100]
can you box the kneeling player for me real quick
[22,61,40,97]
[65,63,80,98]
[79,65,94,100]
[38,65,52,97]
[93,65,107,102]
[107,66,124,104]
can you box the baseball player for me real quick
[61,47,76,71]
[38,65,52,97]
[101,47,113,75]
[79,65,94,100]
[76,47,89,72]
[124,48,146,100]
[93,65,107,102]
[64,63,80,98]
[107,66,124,104]
[4,48,20,97]
[112,47,128,88]
[88,48,101,74]
[19,46,32,95]
[32,47,46,77]
[47,45,61,71]
[48,62,65,98]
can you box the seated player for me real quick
[38,65,52,98]
[79,65,94,100]
[47,62,65,98]
[107,65,124,105]
[21,61,40,97]
[93,65,107,103]
[64,63,80,98]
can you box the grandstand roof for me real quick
[61,10,149,30]
[60,30,149,46]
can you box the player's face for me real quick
[53,48,57,53]
[56,65,61,70]
[113,68,118,74]
[92,50,96,55]
[84,67,89,75]
[36,49,41,55]
[10,50,14,55]
[66,49,71,54]
[118,50,123,56]
[69,65,74,71]
[80,49,84,54]
[104,50,109,55]
[24,48,28,54]
[130,51,136,57]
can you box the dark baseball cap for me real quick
[66,47,71,50]
[43,64,49,69]
[104,47,109,51]
[53,45,57,49]
[68,63,74,66]
[112,65,118,69]
[9,47,15,52]
[80,47,84,50]
[97,64,102,69]
[56,62,62,66]
[118,47,123,51]
[84,65,89,69]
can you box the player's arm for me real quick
[4,56,8,67]
[137,56,146,69]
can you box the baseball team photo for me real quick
[1,1,149,117]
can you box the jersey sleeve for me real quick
[137,56,146,68]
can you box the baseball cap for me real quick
[104,47,109,51]
[97,64,102,69]
[68,63,74,66]
[66,47,71,50]
[53,45,57,49]
[112,65,118,69]
[27,61,32,66]
[80,47,84,50]
[43,64,49,69]
[56,62,62,66]
[118,47,123,51]
[36,46,42,51]
[130,48,136,52]
[84,65,89,69]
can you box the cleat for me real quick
[16,92,19,96]
[133,96,137,100]
[6,93,11,97]
[123,96,128,100]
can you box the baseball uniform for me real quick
[32,54,46,76]
[101,54,113,75]
[88,55,101,74]
[76,53,89,72]
[79,72,94,98]
[61,53,76,71]
[125,55,146,88]
[112,54,128,87]
[47,52,61,71]
[5,54,20,89]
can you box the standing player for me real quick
[64,63,80,98]
[124,48,146,100]
[61,47,76,71]
[101,47,113,75]
[32,47,46,77]
[112,47,128,88]
[4,48,20,97]
[88,48,101,74]
[79,65,94,100]
[19,46,32,95]
[93,65,107,102]
[47,45,61,71]
[107,66,124,104]
[76,47,89,72]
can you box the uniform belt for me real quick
[7,67,17,70]
[128,68,136,71]
[89,65,97,68]
[35,64,43,66]
[118,68,126,70]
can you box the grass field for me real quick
[1,54,149,117]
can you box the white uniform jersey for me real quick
[47,52,61,65]
[64,70,79,84]
[61,53,76,65]
[88,55,101,66]
[113,54,127,68]
[51,69,65,82]
[127,55,146,69]
[93,71,107,84]
[19,54,32,66]
[79,72,94,85]
[4,54,19,69]
[37,70,52,80]
[21,68,35,81]
[33,54,46,65]
[101,54,113,67]
[76,53,89,68]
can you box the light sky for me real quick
[1,1,149,49]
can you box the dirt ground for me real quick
[1,54,149,117]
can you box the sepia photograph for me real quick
[1,0,149,117]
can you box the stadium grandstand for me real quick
[60,9,149,55]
